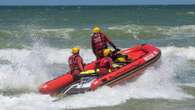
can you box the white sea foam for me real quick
[187,11,195,15]
[0,47,49,91]
[178,83,195,87]
[0,94,58,110]
[160,46,195,60]
[166,25,195,35]
[0,46,195,109]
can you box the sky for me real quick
[0,0,195,6]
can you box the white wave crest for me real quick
[32,28,75,39]
[187,11,195,15]
[0,26,75,40]
[0,46,50,91]
[178,83,195,87]
[108,25,195,37]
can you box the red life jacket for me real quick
[68,54,81,72]
[92,32,108,51]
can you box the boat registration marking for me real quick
[144,51,158,61]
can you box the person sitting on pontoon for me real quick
[68,47,85,79]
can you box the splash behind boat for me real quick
[39,44,161,96]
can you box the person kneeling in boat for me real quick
[91,26,120,59]
[68,47,85,80]
[95,48,114,76]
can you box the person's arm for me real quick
[103,33,118,50]
[68,57,72,73]
[91,35,96,54]
[77,57,84,71]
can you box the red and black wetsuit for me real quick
[96,57,113,76]
[91,32,117,59]
[68,54,84,77]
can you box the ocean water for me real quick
[0,5,195,110]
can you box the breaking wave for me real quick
[0,44,195,109]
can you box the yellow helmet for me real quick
[103,48,111,57]
[92,26,101,33]
[71,47,80,54]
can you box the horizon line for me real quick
[0,4,195,6]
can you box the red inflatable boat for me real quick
[39,44,161,96]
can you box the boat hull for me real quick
[39,44,161,95]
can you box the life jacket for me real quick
[92,33,108,51]
[68,54,81,72]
